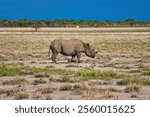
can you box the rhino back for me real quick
[60,39,85,55]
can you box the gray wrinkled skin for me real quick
[49,39,98,63]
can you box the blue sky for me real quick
[0,0,149,21]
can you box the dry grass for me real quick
[2,77,27,85]
[60,84,73,91]
[124,84,140,93]
[45,95,53,100]
[15,92,29,100]
[73,82,91,90]
[81,89,116,100]
[108,87,121,93]
[0,27,150,32]
[131,94,138,98]
[0,27,150,99]
[41,86,53,94]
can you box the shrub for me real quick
[60,84,72,91]
[32,78,47,85]
[61,75,70,82]
[34,73,49,78]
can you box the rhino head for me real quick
[84,43,98,58]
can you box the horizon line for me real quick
[0,19,150,22]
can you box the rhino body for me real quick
[49,39,98,63]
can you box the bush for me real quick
[32,79,47,85]
[60,84,72,91]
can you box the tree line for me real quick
[0,19,150,27]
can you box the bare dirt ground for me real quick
[0,27,150,99]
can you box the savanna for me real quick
[0,27,150,99]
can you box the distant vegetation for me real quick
[0,19,150,27]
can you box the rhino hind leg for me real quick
[51,54,58,63]
[76,52,81,63]
[50,46,58,63]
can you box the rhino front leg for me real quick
[77,52,81,63]
[68,55,76,63]
[51,53,58,63]
[71,55,76,62]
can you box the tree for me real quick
[32,21,47,32]
[32,21,40,32]
[1,20,13,27]
[17,20,30,27]
[125,19,136,27]
[103,20,112,26]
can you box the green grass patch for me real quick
[117,77,150,85]
[75,69,123,80]
[0,63,25,76]
[142,67,150,76]
[0,62,73,77]
[143,71,150,76]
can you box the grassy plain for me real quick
[0,27,150,99]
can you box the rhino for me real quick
[48,39,98,63]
